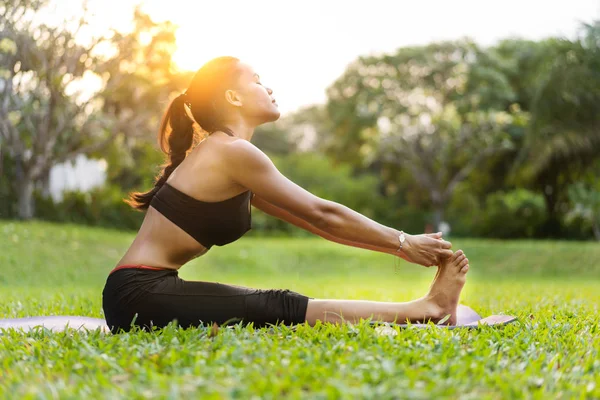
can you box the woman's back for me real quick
[116,132,252,270]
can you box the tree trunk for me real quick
[16,176,35,220]
[593,220,600,241]
[14,154,36,220]
[432,205,444,232]
[39,167,52,199]
[541,186,562,238]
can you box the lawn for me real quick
[1,220,599,399]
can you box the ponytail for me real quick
[125,55,243,211]
[125,93,198,210]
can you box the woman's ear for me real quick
[224,89,243,107]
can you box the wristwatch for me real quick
[397,231,406,252]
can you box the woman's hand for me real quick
[398,232,453,267]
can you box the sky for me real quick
[52,0,599,116]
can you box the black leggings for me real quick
[101,265,311,334]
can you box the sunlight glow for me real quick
[54,0,599,116]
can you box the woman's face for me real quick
[226,62,280,123]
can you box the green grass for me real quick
[0,220,599,399]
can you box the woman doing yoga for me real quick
[101,56,470,334]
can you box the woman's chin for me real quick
[268,108,281,121]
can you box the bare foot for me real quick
[421,250,469,325]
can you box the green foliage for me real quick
[1,0,113,179]
[2,1,599,240]
[316,27,600,239]
[566,181,600,239]
[447,187,547,239]
[101,138,166,191]
[388,205,432,234]
[0,221,599,398]
[526,25,600,175]
[445,184,484,237]
[480,189,547,238]
[0,0,190,219]
[501,23,600,222]
[34,186,143,231]
[324,40,529,231]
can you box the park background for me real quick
[1,0,599,398]
[1,0,599,240]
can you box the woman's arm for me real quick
[226,140,452,267]
[251,194,410,259]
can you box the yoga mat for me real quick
[0,316,110,333]
[0,305,516,334]
[369,304,517,330]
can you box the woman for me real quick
[102,56,470,334]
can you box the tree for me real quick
[496,23,600,236]
[379,105,517,230]
[0,0,111,218]
[0,0,189,218]
[525,21,600,176]
[91,7,192,192]
[324,40,521,230]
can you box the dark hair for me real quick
[125,56,243,210]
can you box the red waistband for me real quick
[109,264,176,275]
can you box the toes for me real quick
[452,250,463,262]
[454,254,466,267]
[460,264,469,274]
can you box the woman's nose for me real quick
[267,87,273,95]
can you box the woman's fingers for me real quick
[440,249,453,259]
[408,233,454,268]
[424,233,451,249]
[433,250,453,265]
[440,239,452,249]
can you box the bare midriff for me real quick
[112,206,211,273]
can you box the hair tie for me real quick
[180,91,191,107]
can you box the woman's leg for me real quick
[111,273,311,331]
[305,250,469,325]
[103,251,468,333]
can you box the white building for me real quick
[48,154,107,202]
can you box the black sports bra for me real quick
[150,182,253,249]
[148,128,252,249]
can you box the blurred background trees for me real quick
[1,0,598,240]
[325,41,521,230]
[1,0,112,219]
[1,0,190,220]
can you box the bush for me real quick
[34,186,144,230]
[479,189,547,238]
[387,205,432,234]
[446,184,485,237]
[447,186,548,238]
[564,181,600,240]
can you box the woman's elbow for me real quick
[310,200,336,230]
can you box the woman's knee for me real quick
[244,289,310,327]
